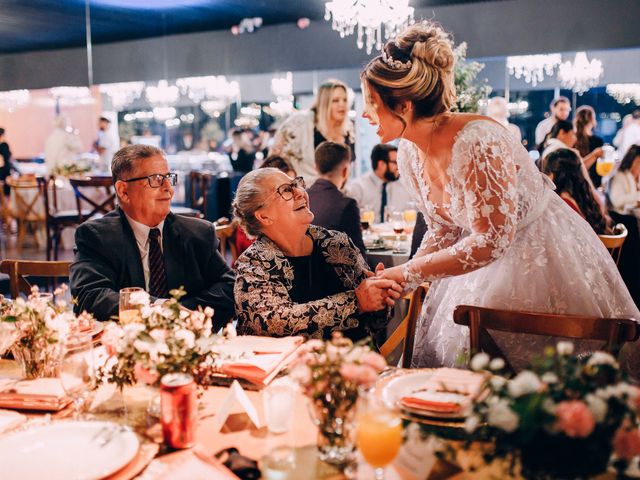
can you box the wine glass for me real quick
[390,211,405,252]
[119,287,143,324]
[360,206,374,232]
[60,332,95,420]
[356,387,403,480]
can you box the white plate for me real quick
[379,371,470,420]
[0,421,139,480]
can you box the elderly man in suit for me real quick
[70,144,235,330]
[306,141,366,255]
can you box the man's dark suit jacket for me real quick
[307,179,366,256]
[70,207,235,331]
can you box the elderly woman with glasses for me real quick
[233,168,402,341]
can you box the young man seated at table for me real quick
[306,141,366,256]
[70,144,235,331]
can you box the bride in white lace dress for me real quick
[361,22,640,377]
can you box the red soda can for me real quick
[160,373,196,449]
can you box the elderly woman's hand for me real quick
[355,277,404,312]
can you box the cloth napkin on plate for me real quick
[0,377,74,411]
[213,336,303,387]
[140,447,239,480]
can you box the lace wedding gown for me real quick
[399,119,640,376]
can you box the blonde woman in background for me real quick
[270,79,355,184]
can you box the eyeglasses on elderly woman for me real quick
[257,176,306,209]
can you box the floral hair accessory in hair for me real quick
[381,48,412,70]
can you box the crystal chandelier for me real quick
[145,80,179,106]
[99,82,145,110]
[506,54,561,86]
[557,52,603,95]
[50,86,93,106]
[175,75,240,104]
[606,84,640,105]
[0,89,30,111]
[268,72,294,117]
[324,0,414,54]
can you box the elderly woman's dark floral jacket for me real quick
[234,225,388,340]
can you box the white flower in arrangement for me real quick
[149,329,167,343]
[130,290,151,307]
[179,309,190,320]
[224,322,237,338]
[587,352,618,369]
[542,398,556,415]
[585,393,608,423]
[345,345,369,363]
[464,414,481,433]
[487,398,519,432]
[470,352,490,371]
[175,329,196,349]
[508,370,542,398]
[490,375,507,390]
[133,339,152,353]
[204,307,214,318]
[541,372,559,384]
[489,358,505,371]
[556,341,574,356]
[123,323,145,341]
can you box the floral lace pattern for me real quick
[234,226,387,339]
[398,120,640,377]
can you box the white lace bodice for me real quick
[399,119,551,287]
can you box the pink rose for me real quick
[134,363,159,385]
[361,352,387,372]
[614,427,640,461]
[555,400,596,438]
[340,364,378,387]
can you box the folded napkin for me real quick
[214,336,303,387]
[140,447,239,480]
[400,391,470,414]
[0,377,73,411]
[0,409,26,434]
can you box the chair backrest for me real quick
[598,223,628,265]
[6,176,44,221]
[380,284,428,368]
[0,259,71,298]
[214,220,238,265]
[453,305,639,367]
[188,171,212,218]
[69,175,115,222]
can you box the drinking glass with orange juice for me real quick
[356,388,403,479]
[403,207,417,234]
[119,287,143,324]
[596,145,616,177]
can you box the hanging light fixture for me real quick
[324,0,414,54]
[557,52,603,95]
[175,75,240,104]
[0,89,30,112]
[50,86,93,106]
[606,84,640,105]
[506,54,561,86]
[145,80,179,106]
[99,82,145,110]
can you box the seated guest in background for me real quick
[307,141,366,255]
[71,145,235,330]
[542,148,610,234]
[574,105,605,188]
[346,144,412,223]
[540,120,577,159]
[260,155,297,177]
[232,168,403,342]
[535,96,571,147]
[608,145,640,306]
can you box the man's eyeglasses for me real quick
[258,176,306,208]
[122,173,178,188]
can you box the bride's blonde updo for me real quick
[361,21,456,120]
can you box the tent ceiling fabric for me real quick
[0,0,501,54]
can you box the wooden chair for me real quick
[188,171,212,218]
[170,206,203,219]
[380,284,428,368]
[69,175,116,223]
[0,259,71,299]
[453,305,639,371]
[6,176,45,252]
[214,219,238,265]
[599,223,628,265]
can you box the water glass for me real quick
[60,332,95,420]
[262,380,295,434]
[119,287,143,324]
[262,445,296,480]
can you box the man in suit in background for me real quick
[307,141,366,256]
[70,144,235,331]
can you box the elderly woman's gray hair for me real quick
[232,167,281,237]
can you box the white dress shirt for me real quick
[619,122,640,158]
[535,116,556,146]
[346,172,413,223]
[124,213,165,290]
[608,170,639,215]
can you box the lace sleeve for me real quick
[403,122,518,289]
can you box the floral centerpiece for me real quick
[465,343,640,479]
[0,286,86,378]
[99,288,223,389]
[290,333,387,465]
[53,160,91,177]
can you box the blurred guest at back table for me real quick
[307,141,366,256]
[574,106,605,188]
[486,96,521,142]
[94,116,116,172]
[535,96,571,147]
[346,144,412,223]
[226,129,256,174]
[608,145,640,306]
[618,109,640,158]
[542,148,610,234]
[0,128,12,195]
[44,116,83,175]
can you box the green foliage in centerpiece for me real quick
[452,42,492,113]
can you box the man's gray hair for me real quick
[232,168,279,237]
[111,144,165,183]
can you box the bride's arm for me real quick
[400,129,519,289]
[411,219,461,259]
